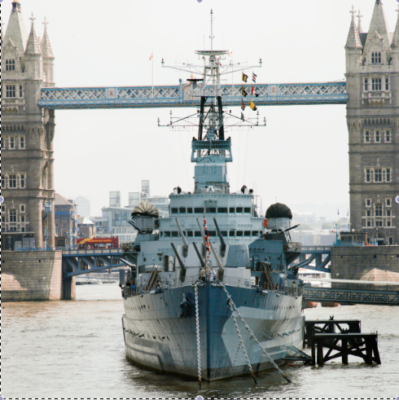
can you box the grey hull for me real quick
[122,282,304,381]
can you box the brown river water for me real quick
[2,284,399,398]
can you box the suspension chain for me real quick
[194,284,202,389]
[226,296,257,384]
[221,283,292,384]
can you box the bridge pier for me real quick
[62,276,76,300]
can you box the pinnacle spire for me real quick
[25,13,41,55]
[41,17,54,59]
[345,6,362,50]
[4,0,28,55]
[367,0,390,47]
[357,10,363,34]
[391,5,399,49]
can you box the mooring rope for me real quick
[220,283,292,384]
[226,295,257,384]
[194,283,202,389]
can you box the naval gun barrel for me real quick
[284,224,300,233]
[193,242,205,268]
[213,217,226,257]
[175,218,189,257]
[209,241,225,281]
[171,242,186,283]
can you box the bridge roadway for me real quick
[39,81,348,109]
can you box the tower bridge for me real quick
[2,0,399,288]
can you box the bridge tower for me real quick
[1,0,56,249]
[346,0,399,245]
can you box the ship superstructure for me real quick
[120,11,305,383]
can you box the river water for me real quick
[2,284,399,398]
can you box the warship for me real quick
[120,12,305,383]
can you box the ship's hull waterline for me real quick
[122,283,304,381]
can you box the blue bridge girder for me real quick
[291,246,332,273]
[62,248,125,278]
[38,81,348,110]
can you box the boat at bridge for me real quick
[120,14,305,383]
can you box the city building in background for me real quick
[141,180,150,199]
[54,193,78,247]
[109,191,121,208]
[77,216,96,238]
[74,196,91,217]
[128,192,141,207]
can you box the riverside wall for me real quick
[2,250,75,301]
[331,246,399,291]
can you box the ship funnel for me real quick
[175,218,189,257]
[171,242,186,283]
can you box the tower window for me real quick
[9,137,15,149]
[6,60,15,71]
[366,199,371,207]
[371,52,381,64]
[20,136,25,149]
[375,204,382,217]
[366,210,371,217]
[374,169,382,182]
[364,78,368,91]
[386,168,391,182]
[375,131,380,142]
[1,176,6,188]
[376,220,383,227]
[387,220,391,227]
[385,78,389,91]
[364,131,370,142]
[20,174,26,188]
[20,204,25,213]
[386,210,391,217]
[365,169,371,182]
[6,85,16,98]
[386,199,391,207]
[372,78,382,91]
[1,139,4,149]
[19,85,23,97]
[9,175,17,188]
[385,130,391,143]
[9,210,17,223]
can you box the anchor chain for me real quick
[221,283,292,384]
[226,296,257,384]
[194,283,202,389]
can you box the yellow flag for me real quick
[250,99,257,111]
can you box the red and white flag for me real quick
[149,53,153,61]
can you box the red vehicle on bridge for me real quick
[76,237,119,249]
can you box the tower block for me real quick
[2,1,56,249]
[346,1,399,245]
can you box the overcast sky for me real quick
[3,0,399,218]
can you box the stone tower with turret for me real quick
[1,0,56,249]
[346,0,399,245]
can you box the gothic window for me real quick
[375,204,382,217]
[9,210,17,223]
[366,199,371,207]
[9,137,15,149]
[372,78,382,91]
[1,176,6,188]
[21,215,25,223]
[365,169,371,182]
[366,210,371,217]
[9,175,17,188]
[6,85,16,97]
[376,220,383,227]
[364,78,368,91]
[19,85,23,97]
[1,138,4,149]
[386,199,391,207]
[374,169,382,182]
[385,130,391,143]
[6,59,15,71]
[19,136,25,149]
[389,237,394,244]
[20,174,26,188]
[386,210,391,217]
[367,220,371,227]
[20,204,25,213]
[385,78,389,91]
[364,131,370,142]
[375,130,380,142]
[387,220,391,227]
[371,52,381,64]
[386,168,391,182]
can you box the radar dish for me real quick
[132,200,159,218]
